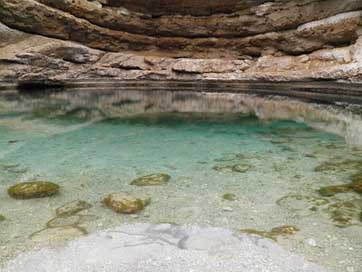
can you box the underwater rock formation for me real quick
[0,0,362,85]
[7,181,60,199]
[130,173,170,186]
[103,192,151,214]
[56,200,92,217]
[223,193,237,201]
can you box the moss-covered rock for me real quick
[0,214,5,222]
[223,193,237,201]
[318,185,352,197]
[8,181,60,199]
[103,193,151,214]
[56,200,92,217]
[130,173,171,186]
[314,159,362,172]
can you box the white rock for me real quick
[306,238,317,247]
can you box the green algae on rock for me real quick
[103,193,151,214]
[276,194,329,214]
[314,159,362,172]
[130,173,171,186]
[241,225,299,241]
[223,193,237,201]
[8,181,60,199]
[318,185,352,197]
[323,199,362,228]
[56,200,92,217]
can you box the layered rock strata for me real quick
[0,0,362,85]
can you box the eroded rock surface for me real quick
[0,0,361,85]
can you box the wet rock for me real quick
[46,215,82,228]
[223,193,237,201]
[231,163,252,173]
[56,200,92,217]
[130,173,170,186]
[0,214,5,222]
[103,193,151,214]
[318,184,352,197]
[241,225,299,241]
[8,181,60,199]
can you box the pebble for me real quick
[306,238,317,247]
[222,207,233,212]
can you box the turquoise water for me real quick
[0,92,362,271]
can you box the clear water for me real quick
[0,90,361,272]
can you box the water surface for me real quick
[0,90,361,272]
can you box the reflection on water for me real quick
[0,89,361,272]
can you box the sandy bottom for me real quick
[1,223,325,272]
[0,112,361,272]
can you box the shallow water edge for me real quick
[0,87,361,272]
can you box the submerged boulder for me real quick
[318,185,352,197]
[56,200,92,217]
[223,193,237,201]
[103,193,151,214]
[130,173,170,186]
[8,181,60,199]
[46,215,82,228]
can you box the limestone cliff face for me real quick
[0,0,362,84]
